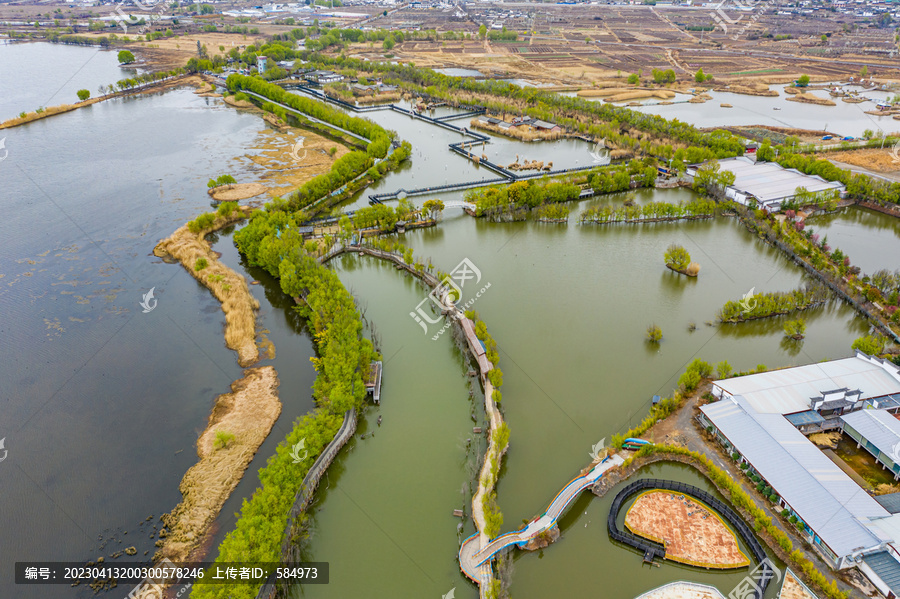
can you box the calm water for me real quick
[0,83,317,599]
[299,194,867,599]
[0,41,136,121]
[805,205,900,274]
[630,86,898,138]
[3,43,889,599]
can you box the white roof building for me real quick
[711,353,900,415]
[701,395,890,568]
[691,156,846,211]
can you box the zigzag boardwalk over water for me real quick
[270,81,601,205]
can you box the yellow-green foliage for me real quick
[188,212,216,234]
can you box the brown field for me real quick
[625,490,750,569]
[816,148,900,174]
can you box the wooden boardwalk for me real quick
[459,454,625,576]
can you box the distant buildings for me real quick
[304,70,344,84]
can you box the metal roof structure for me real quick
[713,353,900,415]
[841,409,900,457]
[875,493,900,514]
[715,156,844,204]
[701,396,890,559]
[784,410,826,427]
[863,551,900,597]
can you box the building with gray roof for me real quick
[689,156,845,211]
[841,409,900,480]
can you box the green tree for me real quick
[783,319,806,340]
[664,244,691,271]
[715,360,733,379]
[627,72,640,85]
[796,74,810,87]
[382,36,395,50]
[695,68,706,83]
[200,3,214,14]
[860,65,869,78]
[478,24,487,39]
[76,89,90,101]
[117,49,136,64]
[646,324,662,343]
[851,334,886,356]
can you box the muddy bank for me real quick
[153,208,260,366]
[786,92,836,107]
[156,367,281,563]
[209,183,268,201]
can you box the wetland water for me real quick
[0,41,138,121]
[0,80,318,598]
[1,43,886,599]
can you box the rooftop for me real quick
[841,409,900,458]
[634,581,726,599]
[701,395,890,558]
[715,156,845,203]
[713,353,900,415]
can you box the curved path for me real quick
[460,454,625,580]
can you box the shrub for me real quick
[740,462,749,470]
[195,257,209,271]
[188,212,216,234]
[487,368,503,388]
[783,319,806,340]
[678,369,701,392]
[646,324,662,342]
[213,430,235,449]
[76,89,90,101]
[715,360,733,379]
[217,201,239,217]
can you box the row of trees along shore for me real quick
[191,74,420,599]
[225,74,411,214]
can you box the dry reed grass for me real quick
[154,208,260,366]
[153,367,280,564]
[786,93,836,107]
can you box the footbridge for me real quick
[459,454,624,582]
